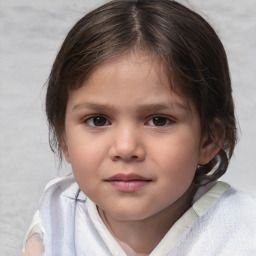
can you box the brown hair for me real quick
[46,0,237,184]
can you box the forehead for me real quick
[87,51,167,88]
[67,52,194,114]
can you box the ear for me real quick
[198,119,225,165]
[61,135,71,163]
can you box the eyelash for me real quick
[83,115,175,127]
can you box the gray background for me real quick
[0,0,255,255]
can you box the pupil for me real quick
[153,117,166,126]
[93,116,106,126]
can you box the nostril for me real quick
[113,154,138,161]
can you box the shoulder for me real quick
[39,175,85,206]
[193,182,256,232]
[217,187,256,217]
[24,176,88,255]
[39,175,87,216]
[23,176,84,253]
[42,175,78,197]
[175,186,256,254]
[206,186,256,239]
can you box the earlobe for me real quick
[198,119,225,165]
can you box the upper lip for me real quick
[106,173,151,181]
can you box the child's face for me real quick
[63,52,210,221]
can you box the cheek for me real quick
[67,128,106,165]
[150,135,199,181]
[153,136,200,162]
[154,145,198,204]
[67,141,105,185]
[159,153,197,190]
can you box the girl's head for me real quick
[46,0,237,185]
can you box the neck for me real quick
[99,184,196,256]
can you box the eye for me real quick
[85,115,110,127]
[146,116,173,126]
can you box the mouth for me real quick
[105,173,152,192]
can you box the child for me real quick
[23,0,256,255]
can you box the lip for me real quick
[105,173,152,192]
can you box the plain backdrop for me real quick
[0,0,255,255]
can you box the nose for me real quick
[109,125,145,162]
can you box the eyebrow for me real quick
[72,102,115,112]
[72,102,188,113]
[136,103,187,112]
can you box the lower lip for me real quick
[107,180,151,192]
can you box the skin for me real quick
[23,235,44,256]
[59,52,222,256]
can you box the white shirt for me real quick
[23,177,256,255]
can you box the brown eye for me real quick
[86,115,110,127]
[152,117,167,126]
[146,116,172,126]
